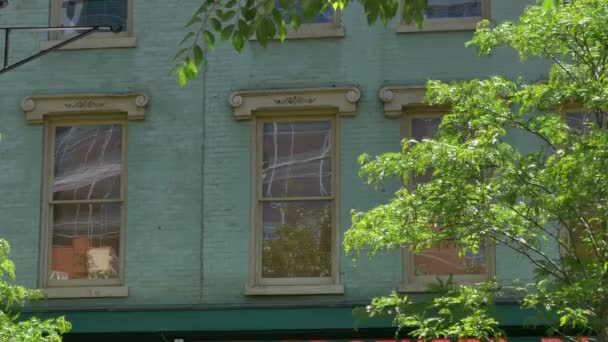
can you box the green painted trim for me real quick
[25,304,551,334]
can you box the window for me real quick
[47,0,135,49]
[564,110,608,133]
[21,93,149,298]
[398,0,490,33]
[272,1,344,39]
[559,108,607,261]
[256,118,336,285]
[230,87,361,295]
[380,85,494,292]
[402,110,494,292]
[42,118,127,294]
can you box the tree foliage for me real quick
[343,0,608,340]
[0,239,71,341]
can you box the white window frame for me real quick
[21,93,148,298]
[44,0,136,50]
[380,86,495,292]
[398,0,491,33]
[229,87,360,295]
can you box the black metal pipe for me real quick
[0,27,98,75]
[0,25,112,31]
[3,28,8,69]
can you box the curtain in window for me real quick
[61,0,128,34]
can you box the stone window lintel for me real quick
[21,93,149,124]
[379,85,427,118]
[230,87,361,120]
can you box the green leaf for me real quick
[173,47,189,61]
[185,15,202,28]
[193,44,204,65]
[178,68,187,88]
[194,2,209,16]
[238,19,250,37]
[178,32,195,46]
[288,9,301,29]
[183,58,198,79]
[242,6,256,21]
[225,0,237,8]
[210,17,222,32]
[221,24,235,41]
[232,32,244,52]
[255,20,268,47]
[204,30,216,50]
[223,10,237,21]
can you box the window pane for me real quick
[50,203,121,280]
[414,242,487,276]
[411,117,442,184]
[61,0,128,32]
[426,0,482,19]
[53,125,122,201]
[411,116,442,140]
[275,2,335,24]
[565,111,599,133]
[262,201,332,278]
[262,121,332,198]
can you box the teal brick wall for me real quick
[0,0,547,318]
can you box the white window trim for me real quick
[397,0,491,33]
[230,87,360,295]
[380,85,496,292]
[23,93,149,298]
[44,0,136,50]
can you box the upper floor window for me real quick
[274,2,344,39]
[398,0,490,33]
[48,0,135,49]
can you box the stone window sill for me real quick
[244,284,344,296]
[250,23,345,40]
[40,36,136,50]
[43,286,128,298]
[398,17,481,33]
[284,24,345,39]
[401,275,490,293]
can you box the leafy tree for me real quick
[0,238,71,341]
[343,0,608,341]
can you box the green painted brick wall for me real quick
[0,0,549,314]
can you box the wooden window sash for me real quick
[41,118,127,288]
[252,115,339,287]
